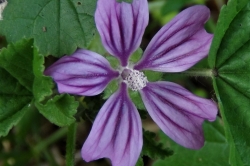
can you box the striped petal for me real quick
[139,81,217,149]
[81,82,142,166]
[134,5,213,72]
[44,49,119,96]
[95,0,149,66]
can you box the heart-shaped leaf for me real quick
[208,0,250,165]
[0,0,97,57]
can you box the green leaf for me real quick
[0,39,34,137]
[129,90,146,111]
[35,94,78,127]
[142,130,173,160]
[130,48,143,64]
[102,79,119,100]
[106,55,120,70]
[0,39,52,104]
[0,68,32,136]
[0,39,78,136]
[208,0,250,165]
[0,39,34,91]
[144,70,163,82]
[0,0,97,57]
[33,45,54,103]
[153,118,230,166]
[32,42,78,127]
[128,90,147,119]
[208,0,249,67]
[88,34,106,55]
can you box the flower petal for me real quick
[134,5,212,72]
[81,82,142,166]
[44,49,119,96]
[140,81,217,149]
[95,0,149,66]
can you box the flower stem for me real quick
[177,68,215,77]
[66,122,77,166]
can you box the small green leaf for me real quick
[208,0,250,165]
[142,130,173,159]
[102,79,119,100]
[35,94,78,127]
[144,70,163,82]
[129,90,146,110]
[0,0,97,57]
[153,118,230,166]
[130,48,143,64]
[128,90,147,119]
[0,68,32,136]
[88,34,106,55]
[106,55,120,70]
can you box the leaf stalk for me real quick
[177,68,215,77]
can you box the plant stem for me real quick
[34,127,68,153]
[66,122,77,166]
[176,68,215,77]
[43,149,59,166]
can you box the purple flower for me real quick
[45,0,217,166]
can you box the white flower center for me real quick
[122,69,148,91]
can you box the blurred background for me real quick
[0,0,227,165]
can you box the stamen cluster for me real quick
[124,69,148,91]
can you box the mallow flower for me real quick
[45,0,218,165]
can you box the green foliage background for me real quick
[1,0,250,166]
